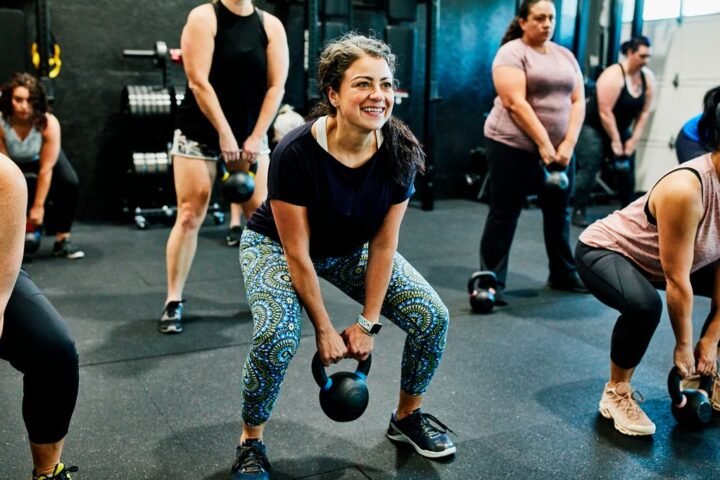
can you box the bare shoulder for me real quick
[651,169,704,219]
[0,153,25,188]
[598,64,623,84]
[260,9,286,35]
[187,3,215,24]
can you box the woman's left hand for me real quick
[341,324,374,362]
[623,138,637,156]
[695,337,718,376]
[242,135,263,164]
[555,140,575,167]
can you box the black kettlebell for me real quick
[219,160,255,203]
[467,271,498,314]
[667,366,713,426]
[312,351,371,422]
[24,221,42,254]
[612,154,631,172]
[543,162,569,192]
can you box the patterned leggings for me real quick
[239,229,450,426]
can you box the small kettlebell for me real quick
[667,366,713,426]
[612,154,631,172]
[24,221,42,254]
[467,271,498,314]
[312,351,371,422]
[543,162,569,192]
[219,160,255,203]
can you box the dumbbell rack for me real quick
[121,43,224,229]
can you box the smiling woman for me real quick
[228,33,456,479]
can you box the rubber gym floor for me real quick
[2,199,718,479]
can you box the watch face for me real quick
[370,323,382,334]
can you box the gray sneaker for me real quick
[598,382,656,436]
[157,300,185,334]
[52,239,85,259]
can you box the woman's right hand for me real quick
[610,140,624,157]
[316,328,348,366]
[219,131,242,165]
[674,343,696,377]
[538,142,558,166]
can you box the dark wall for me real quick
[3,0,579,218]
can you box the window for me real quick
[643,0,681,21]
[683,0,720,17]
[622,0,635,22]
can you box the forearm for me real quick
[189,81,233,137]
[630,111,651,142]
[33,166,53,207]
[666,280,695,347]
[250,85,285,141]
[285,253,333,333]
[363,241,397,322]
[599,111,622,145]
[508,100,553,149]
[564,99,586,146]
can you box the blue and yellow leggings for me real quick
[239,229,450,426]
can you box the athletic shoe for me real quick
[52,239,85,259]
[157,300,185,334]
[231,439,271,480]
[386,409,456,458]
[598,382,656,436]
[33,463,78,479]
[226,226,243,247]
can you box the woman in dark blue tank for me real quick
[160,0,289,334]
[0,153,79,479]
[572,36,656,227]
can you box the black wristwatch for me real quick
[356,314,382,336]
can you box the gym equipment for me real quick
[543,163,570,192]
[25,221,42,254]
[611,154,631,172]
[667,366,713,426]
[467,271,498,314]
[311,351,371,422]
[219,161,255,204]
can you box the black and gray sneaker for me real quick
[52,239,85,259]
[231,439,271,480]
[386,409,456,459]
[226,225,243,247]
[33,463,79,479]
[157,300,185,334]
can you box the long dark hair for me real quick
[308,33,425,185]
[698,86,720,152]
[501,0,554,45]
[0,72,49,130]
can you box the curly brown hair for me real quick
[308,33,425,186]
[0,72,49,130]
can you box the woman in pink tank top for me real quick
[477,0,587,305]
[574,85,720,437]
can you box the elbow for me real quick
[500,96,519,112]
[187,79,210,96]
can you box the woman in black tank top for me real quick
[573,36,656,225]
[160,1,288,337]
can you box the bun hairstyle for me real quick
[620,36,651,55]
[308,32,425,185]
[501,0,554,45]
[698,85,720,152]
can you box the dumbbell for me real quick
[667,366,714,426]
[25,221,42,254]
[543,162,569,192]
[467,271,498,314]
[218,160,255,203]
[311,351,371,422]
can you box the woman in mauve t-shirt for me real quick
[478,0,586,305]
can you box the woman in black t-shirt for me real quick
[229,34,455,478]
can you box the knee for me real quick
[176,198,209,231]
[624,295,663,328]
[33,334,79,378]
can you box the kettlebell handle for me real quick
[667,366,714,405]
[311,351,372,391]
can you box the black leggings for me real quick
[19,150,80,233]
[0,269,79,444]
[575,241,716,369]
[480,137,576,289]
